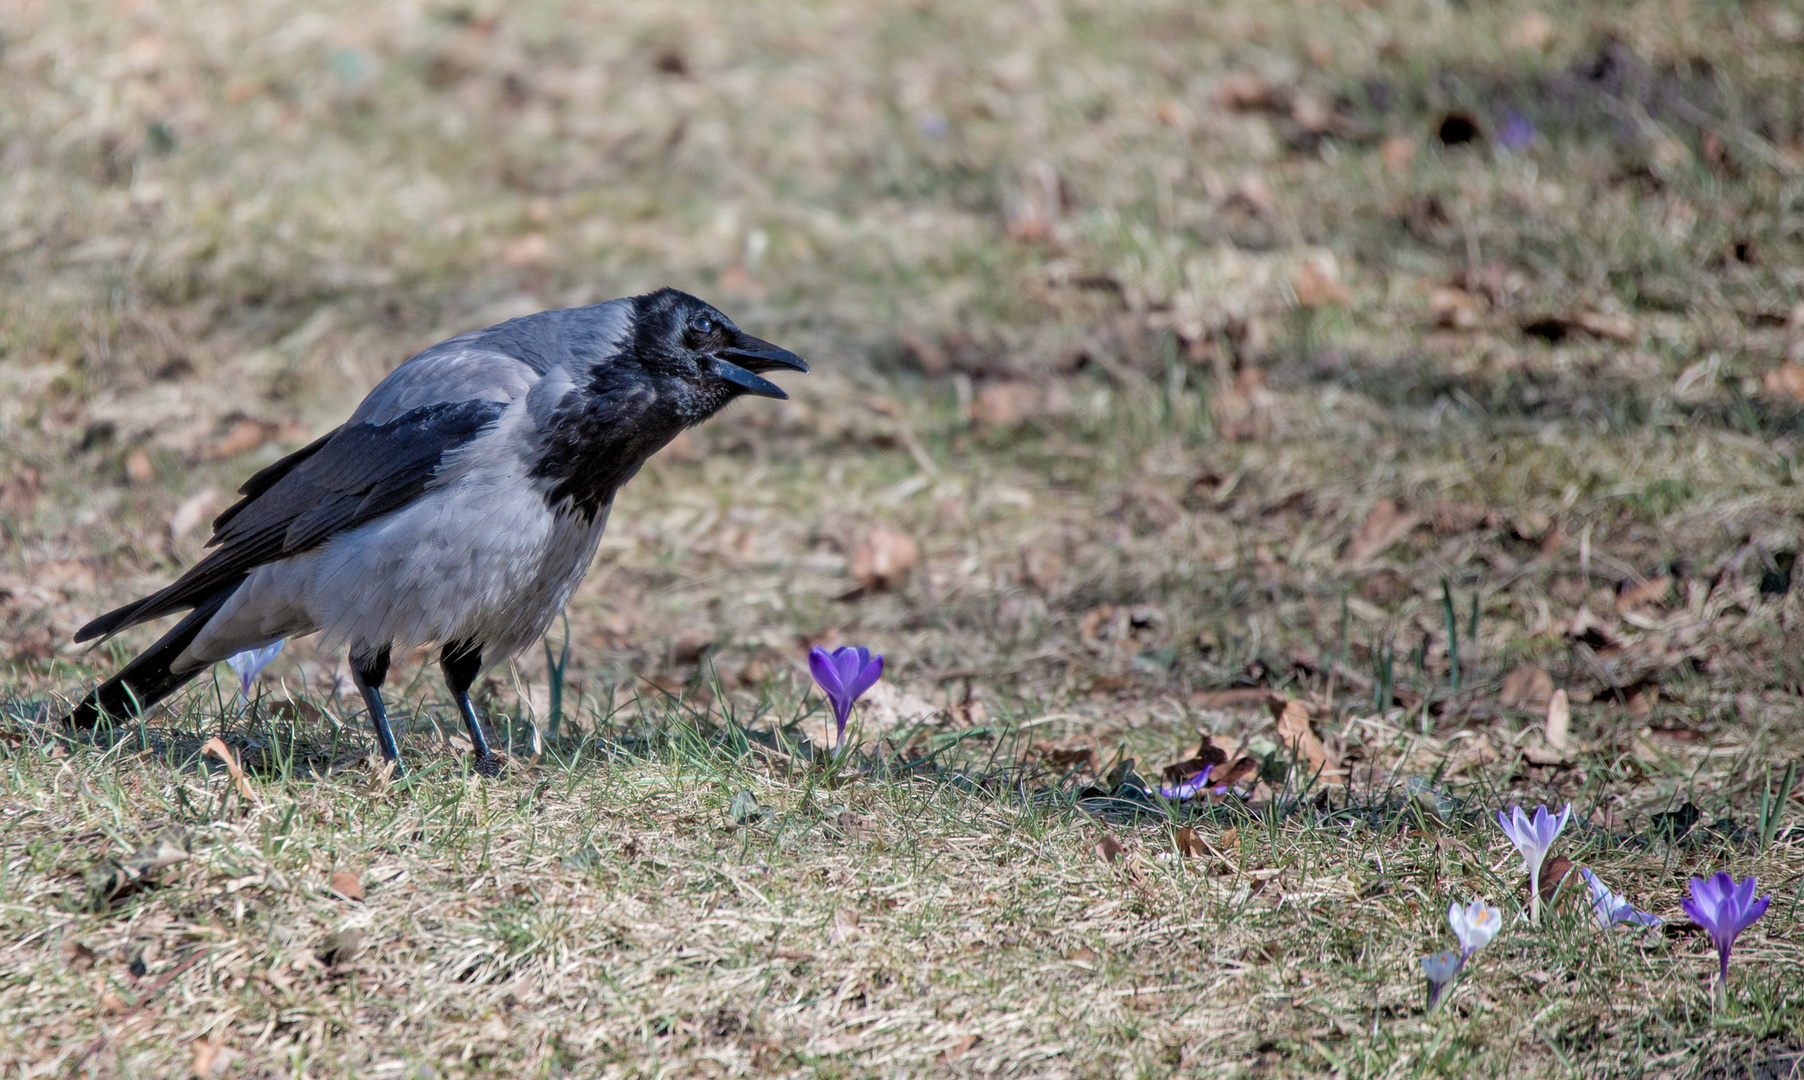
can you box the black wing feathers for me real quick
[75,399,507,642]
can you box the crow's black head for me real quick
[535,288,808,517]
[617,288,808,423]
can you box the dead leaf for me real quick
[191,1037,235,1077]
[1431,287,1483,330]
[972,381,1042,427]
[1615,576,1672,614]
[1293,255,1351,308]
[60,939,98,970]
[204,419,276,461]
[1511,10,1555,49]
[168,489,221,543]
[1095,834,1125,864]
[829,908,861,945]
[1038,742,1096,772]
[1575,311,1636,341]
[1214,71,1277,111]
[1501,663,1555,711]
[501,232,549,267]
[328,871,364,902]
[0,465,42,514]
[850,527,919,591]
[1173,826,1216,859]
[1218,827,1239,849]
[1544,689,1571,752]
[942,1033,981,1061]
[1627,685,1658,719]
[201,737,259,802]
[1160,735,1228,786]
[1190,687,1271,710]
[1215,755,1261,788]
[1345,499,1421,564]
[1381,135,1417,173]
[1764,364,1804,403]
[1538,855,1575,904]
[125,450,154,485]
[1270,697,1342,779]
[1212,366,1274,442]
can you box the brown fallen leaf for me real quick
[1500,663,1555,711]
[972,381,1043,428]
[1544,689,1571,752]
[942,1033,981,1061]
[1095,834,1125,864]
[1214,71,1277,111]
[500,232,549,267]
[1344,499,1421,564]
[168,489,222,543]
[191,1037,235,1078]
[1215,755,1262,789]
[1764,364,1804,403]
[1381,135,1417,173]
[1218,827,1239,849]
[1293,255,1351,308]
[1511,10,1555,49]
[1173,826,1204,857]
[1573,311,1635,341]
[850,527,919,591]
[1190,688,1271,710]
[124,450,155,485]
[829,908,861,945]
[1538,855,1576,904]
[329,871,364,902]
[201,738,259,802]
[60,939,98,970]
[1615,576,1672,614]
[205,419,276,461]
[1431,287,1483,330]
[1160,735,1228,787]
[1270,696,1342,780]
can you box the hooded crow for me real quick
[65,288,807,774]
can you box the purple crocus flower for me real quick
[808,645,883,753]
[1497,803,1571,924]
[225,641,284,700]
[1580,868,1662,930]
[1682,872,1770,994]
[1498,110,1535,151]
[1155,763,1217,801]
[1421,950,1462,1013]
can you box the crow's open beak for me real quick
[713,333,808,400]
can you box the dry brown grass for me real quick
[3,0,1804,1075]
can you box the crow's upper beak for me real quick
[713,333,808,400]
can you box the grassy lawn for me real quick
[2,0,1803,1075]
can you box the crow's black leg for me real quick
[350,644,402,773]
[441,640,499,777]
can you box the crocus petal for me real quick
[808,647,845,698]
[846,653,884,702]
[225,641,284,700]
[1156,764,1215,801]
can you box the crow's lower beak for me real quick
[713,359,790,400]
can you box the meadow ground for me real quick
[2,0,1804,1076]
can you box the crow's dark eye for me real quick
[689,313,715,336]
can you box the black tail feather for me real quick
[64,585,240,730]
